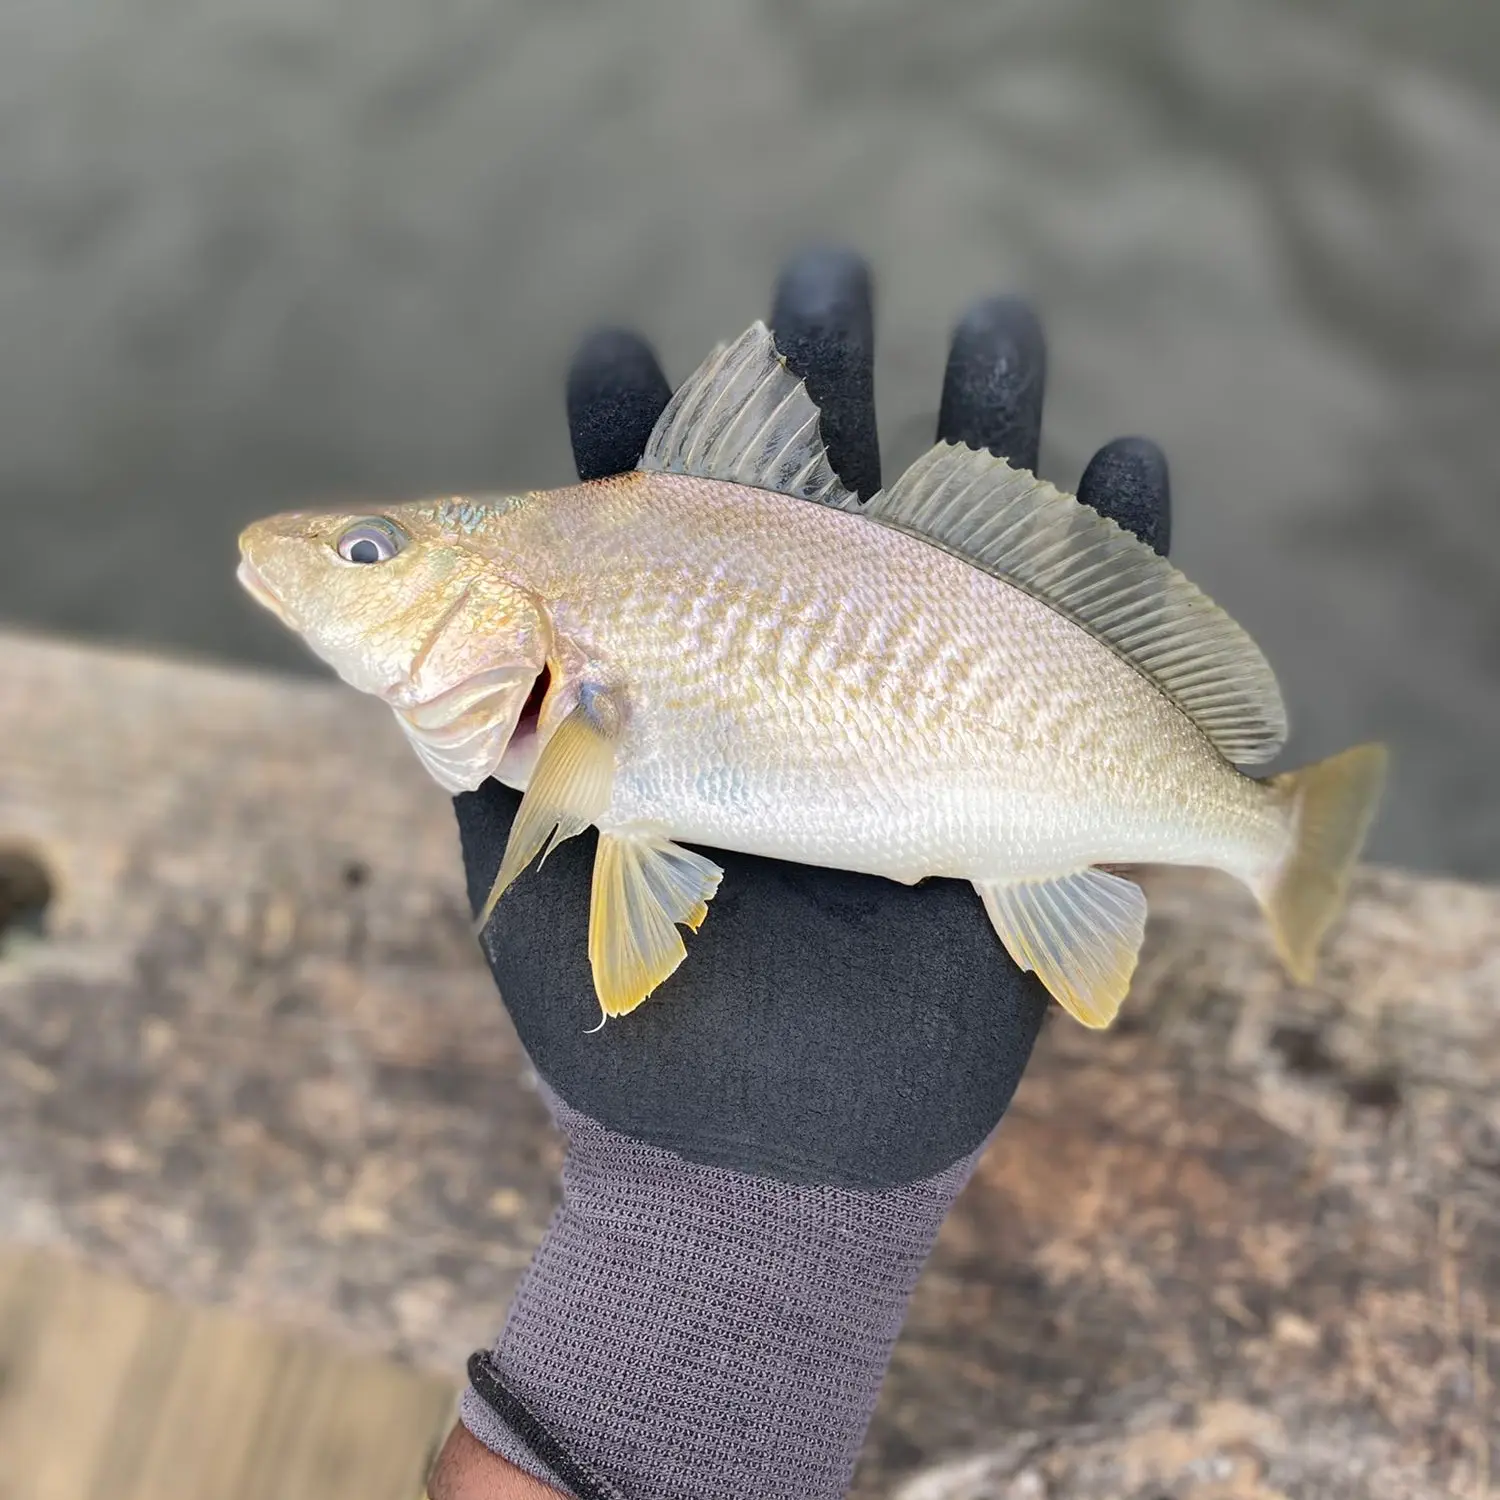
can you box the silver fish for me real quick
[238,324,1387,1026]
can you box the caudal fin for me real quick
[1256,743,1388,983]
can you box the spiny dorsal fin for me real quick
[868,443,1287,765]
[638,322,858,508]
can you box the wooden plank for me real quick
[0,629,1495,1499]
[0,1245,455,1500]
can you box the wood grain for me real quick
[0,1245,456,1500]
[0,630,1495,1499]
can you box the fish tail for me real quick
[1253,743,1388,983]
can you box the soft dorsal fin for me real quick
[638,322,858,508]
[867,443,1288,765]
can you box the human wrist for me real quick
[427,1421,570,1500]
[460,1095,990,1500]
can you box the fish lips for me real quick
[236,557,293,626]
[386,664,541,793]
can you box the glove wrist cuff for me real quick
[461,1097,986,1500]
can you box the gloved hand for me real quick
[438,248,1171,1500]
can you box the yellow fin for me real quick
[588,831,724,1017]
[1256,742,1387,982]
[977,868,1148,1028]
[474,686,620,932]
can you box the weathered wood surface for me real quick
[0,630,1495,1499]
[0,1244,455,1500]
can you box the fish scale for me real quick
[238,320,1385,1028]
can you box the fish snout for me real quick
[236,513,329,626]
[236,552,291,624]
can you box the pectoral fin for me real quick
[474,685,620,932]
[976,868,1148,1028]
[589,831,724,1017]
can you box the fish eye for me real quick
[334,518,405,564]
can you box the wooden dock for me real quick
[0,630,1494,1499]
[0,1245,454,1500]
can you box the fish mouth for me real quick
[237,557,292,625]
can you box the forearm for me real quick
[428,1423,569,1500]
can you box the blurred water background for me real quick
[2,0,1496,877]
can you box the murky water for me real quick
[3,0,1497,875]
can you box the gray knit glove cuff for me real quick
[460,1090,987,1499]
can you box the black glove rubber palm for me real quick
[453,248,1171,1193]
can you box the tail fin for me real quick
[1256,743,1388,983]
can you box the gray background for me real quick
[2,0,1496,877]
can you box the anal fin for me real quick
[475,685,620,932]
[589,831,724,1017]
[976,868,1148,1029]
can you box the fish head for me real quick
[237,501,552,791]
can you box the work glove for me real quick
[446,248,1171,1500]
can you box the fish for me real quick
[237,322,1387,1028]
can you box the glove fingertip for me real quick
[938,295,1047,473]
[566,328,673,482]
[770,246,881,499]
[1078,436,1172,555]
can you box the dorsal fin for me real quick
[638,322,858,508]
[867,443,1288,765]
